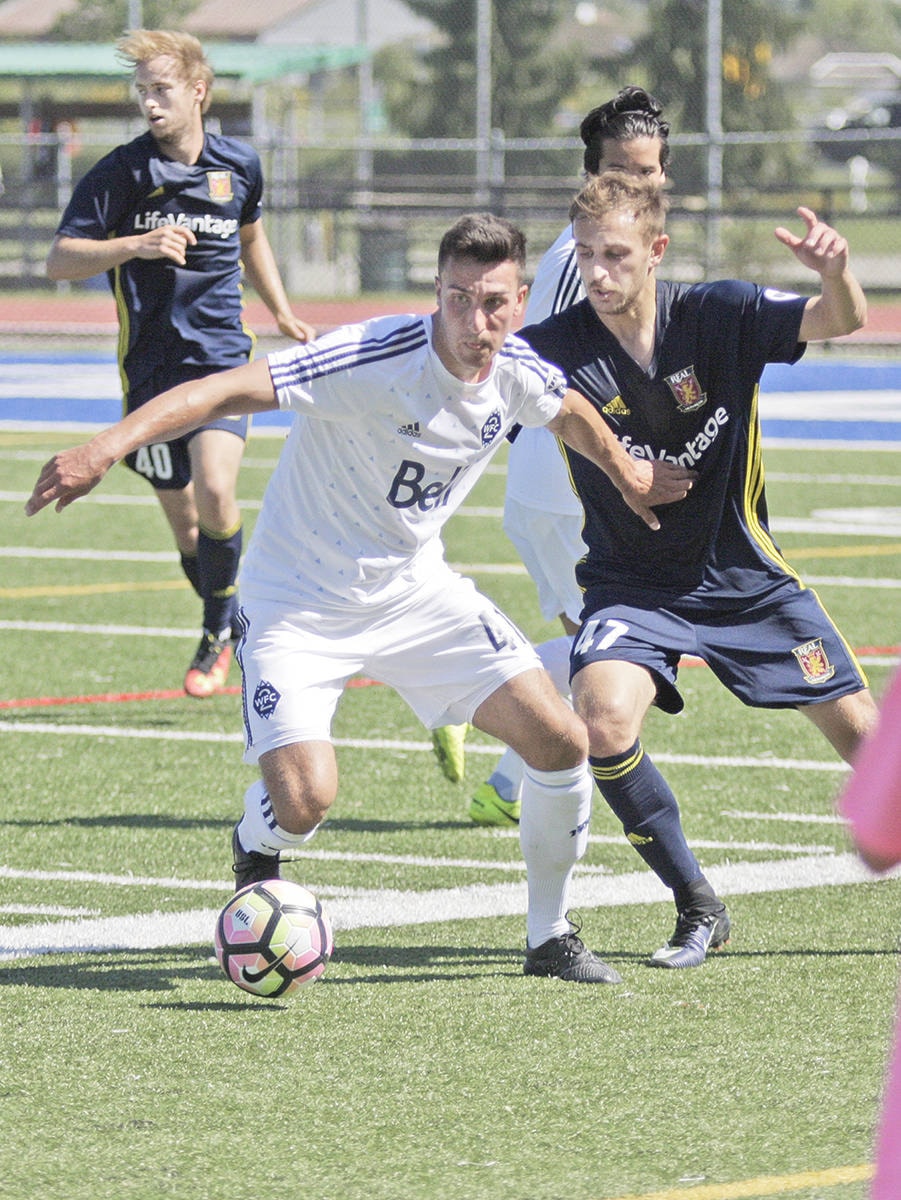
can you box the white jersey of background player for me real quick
[470,86,672,826]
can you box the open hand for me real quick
[774,207,850,278]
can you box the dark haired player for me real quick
[27,211,696,984]
[462,86,673,822]
[520,172,879,968]
[46,29,314,697]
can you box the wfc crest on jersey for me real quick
[665,366,707,413]
[792,638,836,685]
[206,171,234,203]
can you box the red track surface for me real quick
[1,293,900,339]
[2,652,896,711]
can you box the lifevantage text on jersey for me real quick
[133,210,239,240]
[619,405,729,468]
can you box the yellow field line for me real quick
[605,1162,873,1200]
[1,579,188,599]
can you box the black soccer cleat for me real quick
[232,824,281,892]
[524,921,622,984]
[649,907,731,969]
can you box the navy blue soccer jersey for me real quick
[55,130,263,397]
[520,279,809,598]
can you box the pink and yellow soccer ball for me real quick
[215,879,333,998]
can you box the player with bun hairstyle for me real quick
[457,86,672,824]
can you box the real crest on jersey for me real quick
[791,638,836,685]
[665,366,707,413]
[206,171,234,203]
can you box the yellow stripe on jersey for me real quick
[742,384,800,581]
[112,255,131,409]
[742,386,868,684]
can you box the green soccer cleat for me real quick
[431,722,470,782]
[469,781,521,826]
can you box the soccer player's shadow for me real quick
[0,946,222,994]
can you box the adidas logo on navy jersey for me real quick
[397,421,421,437]
[603,396,630,417]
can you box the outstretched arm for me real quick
[773,207,867,342]
[25,359,277,516]
[240,220,316,343]
[547,389,695,531]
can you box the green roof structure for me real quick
[0,40,368,84]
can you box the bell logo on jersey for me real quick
[387,459,464,511]
[206,171,234,203]
[791,639,836,685]
[665,366,707,413]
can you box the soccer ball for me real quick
[215,879,333,998]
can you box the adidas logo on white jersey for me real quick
[397,421,421,437]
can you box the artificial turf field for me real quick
[1,411,900,1200]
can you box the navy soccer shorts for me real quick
[123,369,249,491]
[572,579,868,714]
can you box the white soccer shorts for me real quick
[236,572,543,763]
[503,497,586,625]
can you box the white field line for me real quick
[6,489,901,532]
[2,553,901,595]
[489,830,839,855]
[1,852,898,961]
[0,720,856,772]
[723,809,845,824]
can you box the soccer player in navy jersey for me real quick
[465,85,672,825]
[45,30,315,698]
[27,212,697,984]
[518,172,880,969]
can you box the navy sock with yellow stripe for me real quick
[590,740,702,891]
[198,521,242,637]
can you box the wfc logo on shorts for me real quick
[386,459,464,511]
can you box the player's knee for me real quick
[579,697,642,756]
[524,709,588,772]
[259,745,337,835]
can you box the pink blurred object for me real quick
[838,665,901,1199]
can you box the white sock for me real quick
[519,761,592,948]
[237,778,319,856]
[486,635,575,804]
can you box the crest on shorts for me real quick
[206,171,234,203]
[665,366,707,413]
[791,639,836,685]
[481,409,502,446]
[253,680,281,719]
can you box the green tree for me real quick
[50,0,198,40]
[378,0,581,139]
[628,0,806,190]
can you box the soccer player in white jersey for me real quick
[26,212,695,984]
[462,87,672,825]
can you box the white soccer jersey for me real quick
[238,313,566,610]
[506,225,585,516]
